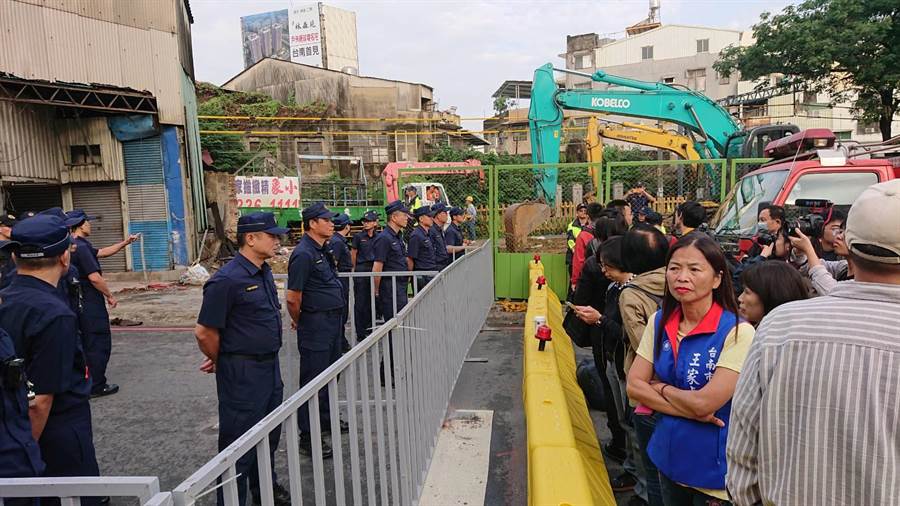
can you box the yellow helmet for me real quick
[465,196,474,202]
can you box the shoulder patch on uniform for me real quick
[245,285,259,291]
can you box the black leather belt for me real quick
[221,352,278,362]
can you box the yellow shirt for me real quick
[635,313,755,500]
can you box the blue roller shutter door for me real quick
[123,136,171,271]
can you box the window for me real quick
[686,68,707,91]
[712,170,788,235]
[834,131,852,141]
[696,39,709,53]
[662,76,675,84]
[641,46,654,60]
[857,122,879,135]
[512,131,528,142]
[296,139,324,156]
[69,145,101,165]
[575,53,593,69]
[717,72,730,85]
[785,171,880,206]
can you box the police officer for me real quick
[404,186,422,213]
[350,211,379,343]
[0,326,44,483]
[195,211,290,506]
[67,209,138,398]
[445,207,468,262]
[407,206,437,288]
[372,200,411,320]
[0,215,99,496]
[566,204,589,274]
[330,213,353,352]
[286,202,347,458]
[0,214,18,290]
[429,203,451,270]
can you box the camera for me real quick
[756,231,775,246]
[786,199,832,238]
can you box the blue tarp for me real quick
[107,115,158,142]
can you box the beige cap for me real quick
[845,178,900,264]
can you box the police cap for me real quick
[301,202,339,222]
[237,212,290,234]
[362,210,378,222]
[333,213,351,228]
[449,206,464,217]
[0,214,16,227]
[384,200,410,216]
[7,214,72,258]
[413,206,434,219]
[431,202,448,215]
[39,207,85,227]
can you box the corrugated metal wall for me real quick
[59,117,126,183]
[71,183,126,272]
[123,136,171,271]
[0,0,185,125]
[0,102,63,182]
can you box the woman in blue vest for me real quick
[627,233,755,505]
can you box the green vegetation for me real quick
[196,82,329,172]
[715,0,899,140]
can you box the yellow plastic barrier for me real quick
[524,260,616,506]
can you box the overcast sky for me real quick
[190,0,795,126]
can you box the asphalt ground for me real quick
[92,307,632,505]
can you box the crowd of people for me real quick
[0,208,138,504]
[193,193,473,505]
[567,179,900,506]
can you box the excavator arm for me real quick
[529,63,741,204]
[595,120,702,161]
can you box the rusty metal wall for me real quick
[0,101,62,182]
[58,116,126,183]
[0,0,186,125]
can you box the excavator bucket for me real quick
[503,201,551,252]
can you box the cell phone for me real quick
[564,301,576,310]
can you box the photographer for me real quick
[790,228,850,295]
[732,226,793,297]
[818,209,846,261]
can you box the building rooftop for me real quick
[491,80,532,100]
[222,57,433,91]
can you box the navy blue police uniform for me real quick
[0,215,100,490]
[0,327,44,480]
[372,201,410,320]
[407,206,437,288]
[330,214,353,352]
[350,211,379,342]
[66,209,115,396]
[0,213,17,291]
[197,212,287,506]
[445,207,466,262]
[288,203,345,443]
[428,203,451,270]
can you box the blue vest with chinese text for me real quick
[647,305,739,490]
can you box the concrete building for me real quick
[0,0,205,273]
[221,58,486,179]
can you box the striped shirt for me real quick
[727,281,900,506]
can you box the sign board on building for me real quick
[288,3,323,67]
[235,176,301,208]
[240,10,289,68]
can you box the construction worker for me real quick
[351,211,379,343]
[195,211,290,506]
[0,215,99,499]
[463,196,477,241]
[566,203,590,277]
[407,206,437,288]
[445,207,467,262]
[287,203,347,458]
[404,186,422,212]
[67,209,138,398]
[330,213,353,353]
[429,203,451,270]
[373,200,411,320]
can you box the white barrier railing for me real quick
[0,242,493,506]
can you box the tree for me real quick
[714,0,900,140]
[493,96,513,115]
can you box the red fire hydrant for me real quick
[536,275,546,290]
[535,324,552,351]
[533,253,541,264]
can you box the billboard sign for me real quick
[288,3,323,67]
[240,10,289,68]
[234,176,300,208]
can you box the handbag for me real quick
[563,309,593,348]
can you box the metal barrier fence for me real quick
[171,240,493,506]
[0,477,171,506]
